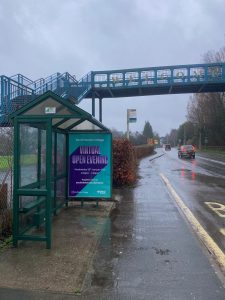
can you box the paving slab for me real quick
[0,201,114,294]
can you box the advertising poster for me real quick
[68,132,112,198]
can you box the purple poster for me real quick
[68,133,112,198]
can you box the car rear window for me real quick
[185,145,193,150]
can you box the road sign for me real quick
[127,109,137,123]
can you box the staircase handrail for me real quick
[77,71,92,85]
[76,71,92,102]
[1,75,34,92]
[10,73,34,86]
[0,75,35,116]
[31,77,45,89]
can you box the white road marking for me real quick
[160,173,225,272]
[198,156,225,166]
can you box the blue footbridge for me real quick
[1,62,225,125]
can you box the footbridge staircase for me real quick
[1,62,225,125]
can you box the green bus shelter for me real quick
[10,91,111,249]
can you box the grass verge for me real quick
[0,236,12,253]
[0,154,37,171]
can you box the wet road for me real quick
[155,148,225,253]
[82,149,225,299]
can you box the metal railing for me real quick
[76,72,92,103]
[92,63,225,89]
[1,62,225,117]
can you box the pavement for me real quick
[0,201,115,299]
[0,154,225,299]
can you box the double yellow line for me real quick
[160,173,225,273]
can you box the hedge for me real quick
[113,139,154,186]
[134,144,155,159]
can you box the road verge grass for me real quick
[0,154,37,171]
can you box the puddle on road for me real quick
[172,168,198,182]
[172,168,225,188]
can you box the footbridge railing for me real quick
[91,63,225,97]
[1,62,225,119]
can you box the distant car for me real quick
[165,144,171,151]
[178,145,195,159]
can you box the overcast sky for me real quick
[0,0,225,136]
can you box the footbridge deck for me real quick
[90,63,225,98]
[1,62,225,124]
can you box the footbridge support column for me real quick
[92,93,103,123]
[92,92,95,117]
[99,98,102,123]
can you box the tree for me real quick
[0,127,13,156]
[142,121,153,139]
[203,46,225,64]
[111,128,125,138]
[129,131,147,145]
[165,129,178,147]
[177,122,195,145]
[186,45,225,147]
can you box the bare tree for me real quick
[187,46,225,148]
[203,46,225,63]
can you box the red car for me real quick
[178,145,195,159]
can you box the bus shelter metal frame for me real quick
[10,91,110,249]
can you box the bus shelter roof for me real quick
[10,91,110,132]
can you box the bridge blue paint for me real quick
[1,62,225,124]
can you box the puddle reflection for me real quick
[178,165,196,181]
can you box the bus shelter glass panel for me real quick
[55,133,67,209]
[18,195,47,236]
[20,124,38,187]
[52,132,55,178]
[40,129,47,182]
[19,123,47,188]
[57,133,66,175]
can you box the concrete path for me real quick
[0,201,114,298]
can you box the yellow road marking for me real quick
[220,229,225,236]
[205,202,225,217]
[160,173,225,272]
